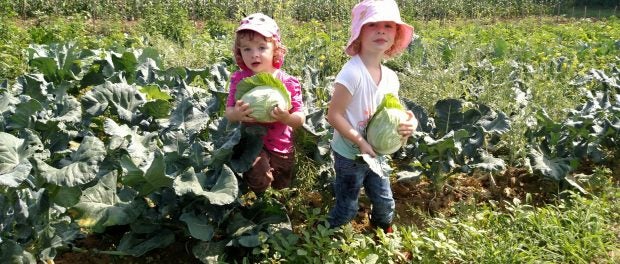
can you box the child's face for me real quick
[238,34,276,73]
[359,21,397,55]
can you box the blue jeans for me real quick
[327,152,395,229]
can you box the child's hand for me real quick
[270,105,290,123]
[359,140,377,157]
[232,100,256,122]
[398,111,418,137]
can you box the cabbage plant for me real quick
[235,72,291,123]
[366,93,408,155]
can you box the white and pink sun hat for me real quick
[236,13,281,42]
[345,0,414,56]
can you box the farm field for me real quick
[1,1,619,263]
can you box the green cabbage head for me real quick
[235,72,291,123]
[366,93,408,155]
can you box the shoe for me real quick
[369,218,393,234]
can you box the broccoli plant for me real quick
[525,69,620,192]
[394,98,510,190]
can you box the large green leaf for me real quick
[117,229,175,257]
[34,136,106,187]
[109,51,138,84]
[192,240,228,263]
[204,121,240,170]
[142,99,171,119]
[167,98,210,135]
[8,98,43,130]
[180,212,215,241]
[33,120,75,154]
[81,81,147,123]
[81,85,110,116]
[27,42,82,84]
[434,99,464,136]
[173,165,238,206]
[13,74,48,103]
[206,88,229,117]
[226,198,291,248]
[360,154,392,178]
[0,240,36,264]
[527,147,572,181]
[47,184,81,208]
[297,109,331,162]
[121,148,173,196]
[477,108,510,134]
[402,97,433,133]
[49,95,82,123]
[135,58,160,85]
[0,132,41,187]
[468,150,506,172]
[71,171,144,233]
[103,118,158,167]
[229,126,265,173]
[140,85,172,100]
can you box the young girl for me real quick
[326,0,418,233]
[225,13,305,194]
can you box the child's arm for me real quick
[225,100,256,123]
[271,107,305,128]
[327,83,377,157]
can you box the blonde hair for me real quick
[349,25,405,59]
[233,30,287,70]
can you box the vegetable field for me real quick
[1,1,619,263]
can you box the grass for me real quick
[264,178,620,263]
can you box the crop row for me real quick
[1,0,567,21]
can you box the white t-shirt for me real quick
[331,55,400,159]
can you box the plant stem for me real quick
[489,172,497,189]
[67,246,130,256]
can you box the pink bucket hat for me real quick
[234,13,285,70]
[345,0,414,57]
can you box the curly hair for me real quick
[233,30,287,70]
[348,25,405,59]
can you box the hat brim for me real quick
[236,25,276,39]
[345,21,414,56]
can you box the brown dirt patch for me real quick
[351,167,562,232]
